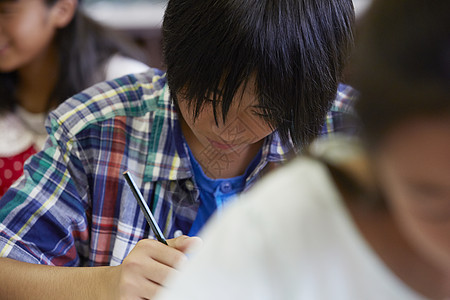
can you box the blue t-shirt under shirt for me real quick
[187,147,262,236]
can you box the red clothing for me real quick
[0,111,45,197]
[0,145,37,196]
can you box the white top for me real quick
[0,55,149,157]
[156,157,427,300]
[0,110,38,157]
[102,54,149,81]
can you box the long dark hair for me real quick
[0,0,146,113]
[163,0,355,148]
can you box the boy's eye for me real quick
[251,109,269,119]
[203,97,220,105]
[250,106,273,121]
[250,110,276,125]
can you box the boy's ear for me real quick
[50,0,78,28]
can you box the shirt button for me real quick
[220,182,233,193]
[185,180,194,191]
[174,230,183,238]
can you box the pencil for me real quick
[123,171,168,245]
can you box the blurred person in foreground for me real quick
[155,0,450,299]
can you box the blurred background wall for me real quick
[82,0,373,70]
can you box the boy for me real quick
[0,0,356,298]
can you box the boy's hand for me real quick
[114,235,202,300]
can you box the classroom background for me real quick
[81,0,373,70]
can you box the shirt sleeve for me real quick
[320,83,360,136]
[0,124,90,266]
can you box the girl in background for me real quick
[0,0,148,195]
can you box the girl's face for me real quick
[0,0,65,73]
[177,78,274,155]
[376,117,450,270]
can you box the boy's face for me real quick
[375,117,450,271]
[177,77,274,155]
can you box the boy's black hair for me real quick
[352,0,450,150]
[0,0,145,113]
[162,0,355,148]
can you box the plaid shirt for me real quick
[0,69,358,266]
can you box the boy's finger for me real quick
[137,239,186,267]
[142,256,178,285]
[167,235,203,253]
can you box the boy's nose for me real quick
[211,121,226,136]
[211,117,246,140]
